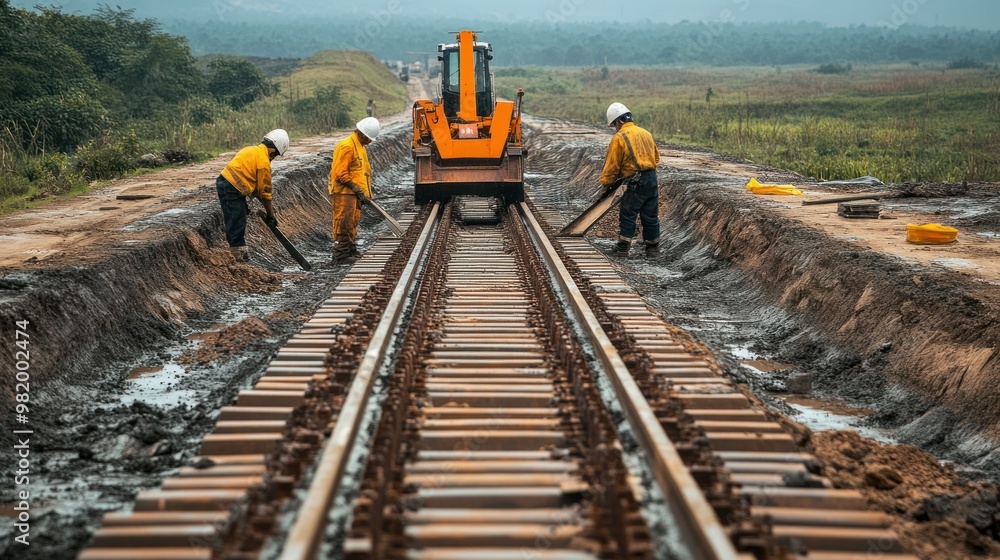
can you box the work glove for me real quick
[356,193,370,206]
[263,214,278,227]
[599,184,614,198]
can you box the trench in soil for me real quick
[1,118,998,559]
[525,121,1000,477]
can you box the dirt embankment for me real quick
[0,129,412,450]
[675,182,1000,430]
[0,127,415,560]
[525,121,1000,559]
[527,124,1000,436]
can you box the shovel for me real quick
[321,189,405,237]
[364,198,405,237]
[257,211,312,271]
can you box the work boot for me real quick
[229,247,249,262]
[644,240,660,256]
[332,252,357,264]
[349,246,361,258]
[607,238,631,257]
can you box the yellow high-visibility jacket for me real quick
[599,122,660,187]
[221,144,273,200]
[329,133,372,197]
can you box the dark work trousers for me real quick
[618,170,660,242]
[216,176,248,248]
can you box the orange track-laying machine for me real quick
[412,30,524,204]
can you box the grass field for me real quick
[497,64,1000,183]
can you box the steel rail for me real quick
[516,201,741,560]
[278,202,442,560]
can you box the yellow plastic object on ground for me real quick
[745,177,803,196]
[906,223,959,244]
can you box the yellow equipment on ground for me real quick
[745,177,803,196]
[412,30,524,204]
[906,223,959,244]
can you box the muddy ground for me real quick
[0,123,416,559]
[1,107,999,559]
[525,116,1000,558]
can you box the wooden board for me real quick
[557,185,626,237]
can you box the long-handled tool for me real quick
[364,198,405,237]
[257,210,311,271]
[319,188,404,238]
[557,183,627,237]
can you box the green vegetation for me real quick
[207,57,275,110]
[815,63,853,75]
[498,65,1000,183]
[0,3,407,213]
[948,57,989,70]
[280,50,408,120]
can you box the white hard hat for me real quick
[356,117,380,141]
[263,129,289,155]
[606,102,630,126]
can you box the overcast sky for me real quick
[12,0,1000,29]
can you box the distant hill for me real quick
[280,51,408,120]
[161,19,1000,67]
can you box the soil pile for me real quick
[180,316,273,365]
[813,431,1000,559]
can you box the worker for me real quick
[366,99,377,118]
[599,102,661,256]
[329,117,380,263]
[216,129,288,262]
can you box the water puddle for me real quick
[778,395,893,443]
[740,359,795,372]
[729,344,892,442]
[931,257,979,270]
[187,330,216,342]
[888,198,993,221]
[783,396,873,417]
[122,363,199,407]
[153,208,190,217]
[728,345,756,361]
[632,261,684,281]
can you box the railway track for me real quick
[80,198,918,560]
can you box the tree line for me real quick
[0,1,272,152]
[163,18,1000,67]
[0,2,361,211]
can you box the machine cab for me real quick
[439,39,495,120]
[412,30,523,204]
